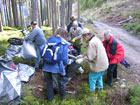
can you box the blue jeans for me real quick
[35,45,44,68]
[89,71,105,92]
[43,72,66,101]
[107,64,117,86]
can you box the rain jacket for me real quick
[68,27,83,48]
[25,27,46,46]
[42,37,70,76]
[102,36,124,64]
[83,35,109,72]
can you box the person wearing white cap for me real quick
[75,28,109,91]
[68,21,83,55]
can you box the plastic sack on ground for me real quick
[6,44,22,58]
[0,55,21,105]
[21,40,37,60]
[17,63,35,82]
[53,62,81,90]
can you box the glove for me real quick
[78,67,84,74]
[67,59,74,65]
[72,38,76,43]
[76,58,84,64]
[77,55,83,58]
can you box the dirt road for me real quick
[90,21,140,85]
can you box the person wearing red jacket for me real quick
[103,30,124,87]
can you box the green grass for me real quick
[128,85,140,105]
[123,19,140,37]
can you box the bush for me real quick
[95,0,105,7]
[128,85,140,105]
[80,0,106,11]
[123,19,140,37]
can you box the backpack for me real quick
[41,36,66,64]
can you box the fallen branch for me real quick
[111,95,119,105]
[116,16,134,26]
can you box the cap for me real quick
[104,29,113,36]
[31,21,37,25]
[73,21,78,26]
[82,28,90,35]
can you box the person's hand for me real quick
[72,38,76,43]
[67,59,74,65]
[77,55,83,58]
[76,58,84,64]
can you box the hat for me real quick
[31,21,37,25]
[104,29,113,36]
[82,28,90,35]
[73,21,78,26]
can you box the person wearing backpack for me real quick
[25,21,46,70]
[42,28,73,101]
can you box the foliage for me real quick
[123,19,140,37]
[128,85,140,105]
[104,7,112,13]
[80,0,106,11]
[20,83,109,105]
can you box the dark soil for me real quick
[28,71,88,99]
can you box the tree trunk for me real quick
[19,0,24,27]
[60,0,65,28]
[0,11,3,32]
[78,0,80,22]
[40,0,43,25]
[51,0,55,35]
[38,0,42,27]
[1,0,6,26]
[47,0,51,26]
[5,0,14,27]
[3,0,8,26]
[5,0,10,26]
[11,0,21,27]
[54,0,57,30]
[67,0,72,25]
[31,0,39,24]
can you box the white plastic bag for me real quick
[21,40,37,59]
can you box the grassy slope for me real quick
[81,0,140,38]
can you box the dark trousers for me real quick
[43,72,66,101]
[107,64,117,86]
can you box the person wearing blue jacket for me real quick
[67,16,82,32]
[42,28,73,101]
[25,21,46,69]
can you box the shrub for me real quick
[123,19,140,37]
[128,85,140,105]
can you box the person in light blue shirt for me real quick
[25,21,46,69]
